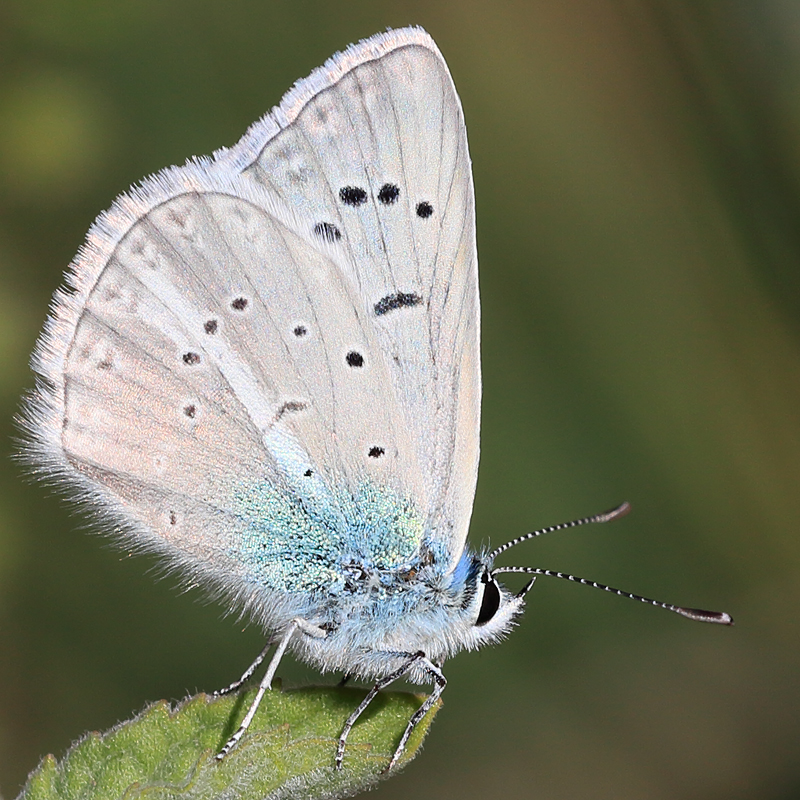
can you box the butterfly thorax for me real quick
[275,548,527,682]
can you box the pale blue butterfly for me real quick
[21,26,732,772]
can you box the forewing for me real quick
[241,28,480,569]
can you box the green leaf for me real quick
[19,685,440,800]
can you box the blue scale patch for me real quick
[233,480,424,594]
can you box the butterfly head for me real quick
[444,551,531,651]
[448,500,733,653]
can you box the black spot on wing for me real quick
[293,325,307,337]
[345,351,364,368]
[276,400,307,420]
[204,319,218,334]
[378,183,400,204]
[314,222,341,242]
[182,352,200,365]
[368,446,385,458]
[416,201,433,219]
[231,297,249,311]
[339,186,367,206]
[374,292,423,316]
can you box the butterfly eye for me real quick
[475,572,501,626]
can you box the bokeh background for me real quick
[1,1,798,798]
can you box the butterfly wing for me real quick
[23,27,479,618]
[242,29,480,573]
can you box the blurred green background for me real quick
[1,1,798,798]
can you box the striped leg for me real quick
[213,638,275,697]
[216,618,326,760]
[335,651,446,772]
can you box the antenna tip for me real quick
[676,607,734,625]
[595,501,631,524]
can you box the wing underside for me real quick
[24,28,480,607]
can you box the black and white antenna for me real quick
[490,503,733,625]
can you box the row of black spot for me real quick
[339,181,432,216]
[182,345,365,372]
[312,183,434,244]
[182,296,250,365]
[201,296,248,339]
[185,316,364,370]
[340,182,434,220]
[185,290,417,371]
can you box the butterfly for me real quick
[21,26,732,772]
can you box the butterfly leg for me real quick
[216,617,326,760]
[335,651,446,772]
[384,659,445,772]
[213,638,275,697]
